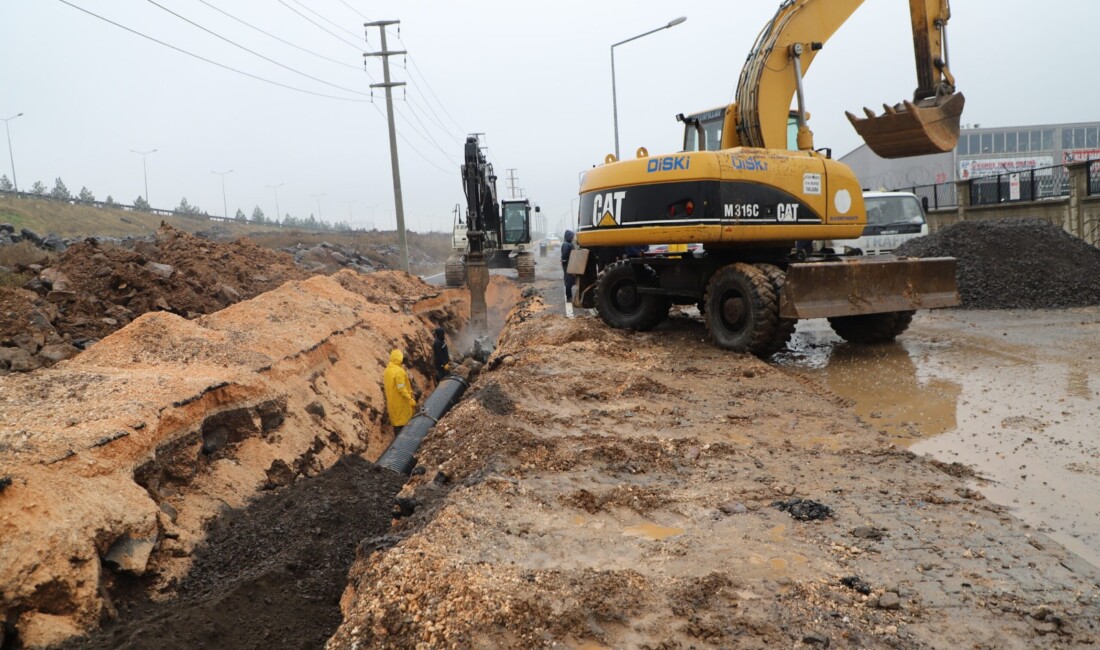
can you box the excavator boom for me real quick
[736,0,963,158]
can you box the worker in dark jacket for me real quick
[561,230,576,318]
[432,327,451,381]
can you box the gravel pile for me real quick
[894,218,1100,309]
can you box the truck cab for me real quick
[818,191,929,256]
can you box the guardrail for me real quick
[890,182,959,210]
[1090,161,1100,197]
[0,188,348,231]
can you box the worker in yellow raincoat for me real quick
[384,349,417,433]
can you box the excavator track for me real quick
[515,252,535,283]
[444,255,466,288]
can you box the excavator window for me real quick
[502,203,528,245]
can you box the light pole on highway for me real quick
[131,148,157,205]
[266,182,284,223]
[211,169,233,219]
[310,193,325,221]
[611,16,686,160]
[3,112,24,192]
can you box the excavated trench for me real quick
[0,270,521,649]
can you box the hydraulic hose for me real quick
[376,375,469,475]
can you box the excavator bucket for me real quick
[846,93,965,159]
[779,256,959,320]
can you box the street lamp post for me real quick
[211,169,233,219]
[611,17,686,159]
[2,113,24,192]
[266,183,284,223]
[131,148,157,205]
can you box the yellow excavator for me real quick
[569,0,962,357]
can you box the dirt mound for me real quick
[894,219,1100,309]
[0,224,315,372]
[60,457,405,650]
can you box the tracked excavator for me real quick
[569,0,963,357]
[446,138,537,288]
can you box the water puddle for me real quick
[776,311,1100,568]
[622,522,686,541]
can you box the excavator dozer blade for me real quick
[846,93,965,159]
[780,256,959,320]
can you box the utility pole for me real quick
[131,148,157,206]
[311,193,325,221]
[506,168,519,199]
[3,113,24,192]
[266,183,284,223]
[211,169,233,219]
[364,20,410,273]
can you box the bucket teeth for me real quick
[882,103,898,115]
[863,107,876,119]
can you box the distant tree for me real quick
[175,197,202,215]
[104,194,116,206]
[78,186,96,202]
[50,177,71,201]
[305,214,319,230]
[0,175,12,191]
[30,181,47,196]
[234,208,246,222]
[251,205,265,223]
[133,195,151,211]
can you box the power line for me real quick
[395,100,456,162]
[277,0,363,52]
[287,0,365,43]
[56,0,370,103]
[147,0,371,97]
[193,0,362,72]
[334,4,466,138]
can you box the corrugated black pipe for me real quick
[376,375,469,475]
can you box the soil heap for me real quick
[895,218,1100,309]
[0,224,313,372]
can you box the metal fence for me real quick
[1090,161,1100,196]
[967,164,1071,206]
[890,182,959,210]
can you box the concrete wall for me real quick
[924,162,1099,248]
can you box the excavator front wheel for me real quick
[827,310,915,344]
[595,260,669,331]
[754,263,798,356]
[704,263,780,357]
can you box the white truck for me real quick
[818,191,929,256]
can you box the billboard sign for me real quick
[959,156,1054,179]
[1063,149,1100,164]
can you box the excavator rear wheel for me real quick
[445,255,466,288]
[595,260,669,331]
[754,263,798,356]
[703,263,779,357]
[515,252,535,283]
[827,310,915,344]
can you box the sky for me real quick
[1,0,1097,234]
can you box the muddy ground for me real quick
[5,243,1100,648]
[329,259,1100,649]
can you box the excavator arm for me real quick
[730,0,963,158]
